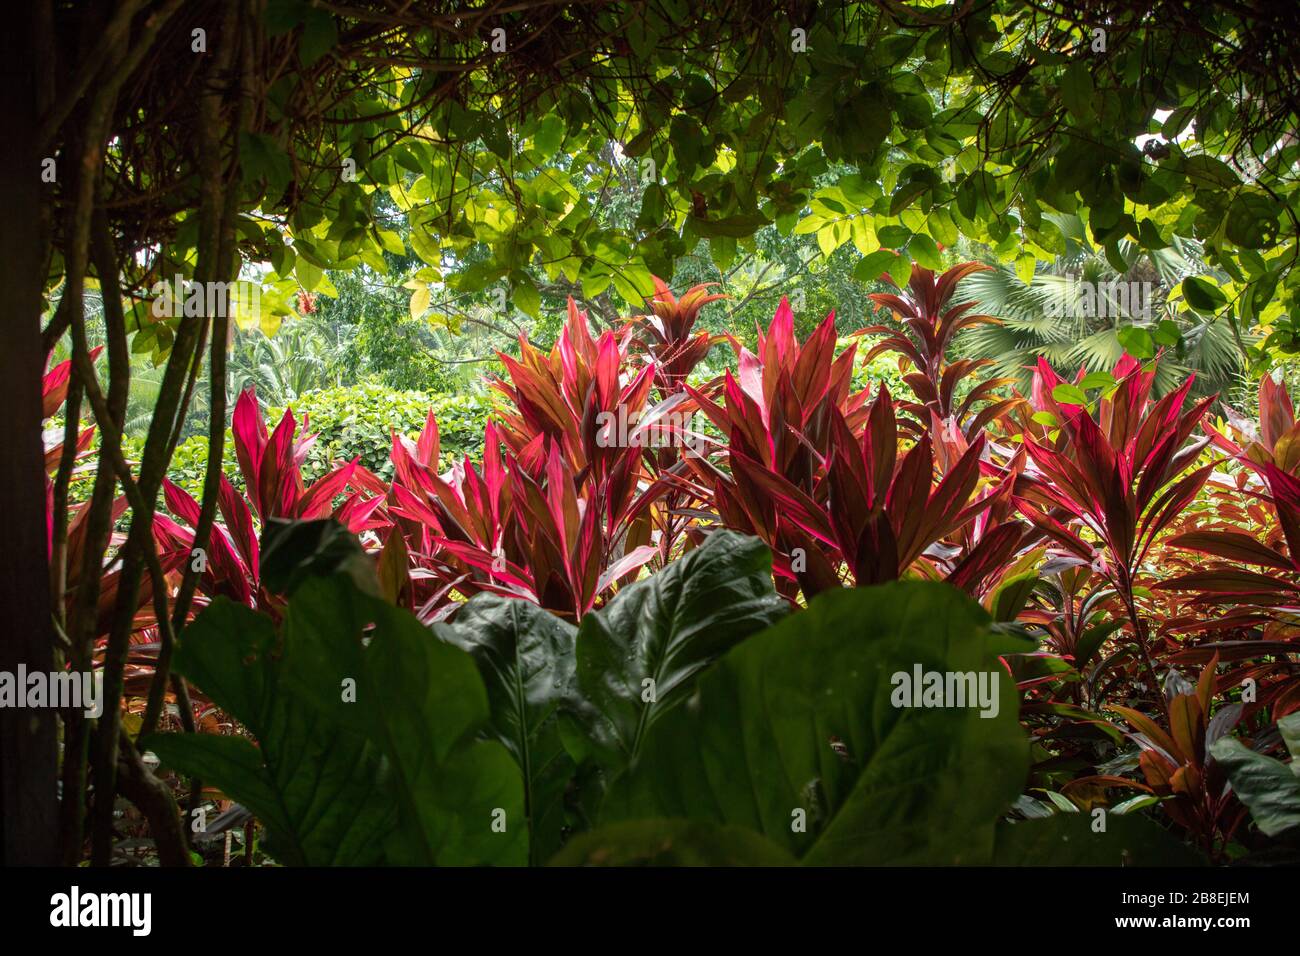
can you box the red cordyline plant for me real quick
[737,387,1028,598]
[684,298,867,596]
[683,295,1023,600]
[389,299,678,620]
[43,349,103,554]
[1195,371,1300,572]
[632,277,727,394]
[1073,656,1247,859]
[152,387,384,612]
[41,351,187,704]
[492,298,657,477]
[1016,560,1125,680]
[1013,354,1216,713]
[857,262,1021,435]
[42,350,158,655]
[1153,374,1300,716]
[388,417,665,622]
[43,349,102,455]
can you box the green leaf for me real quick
[434,596,580,865]
[573,530,788,772]
[296,258,323,293]
[1182,275,1228,315]
[670,115,703,173]
[1103,240,1131,275]
[1184,155,1239,189]
[1210,734,1300,838]
[1051,383,1088,406]
[1281,712,1300,762]
[854,249,899,284]
[992,813,1206,865]
[1014,254,1036,286]
[908,233,942,270]
[1073,619,1125,672]
[885,250,913,287]
[1162,107,1194,139]
[794,214,827,236]
[1079,371,1116,390]
[989,572,1039,623]
[513,275,541,318]
[601,581,1031,864]
[926,207,958,248]
[377,229,406,255]
[259,518,379,599]
[1116,326,1155,359]
[240,132,292,199]
[816,223,842,258]
[851,215,878,254]
[612,267,652,307]
[533,115,566,159]
[298,10,338,67]
[1060,62,1096,121]
[281,576,528,865]
[889,180,929,217]
[877,223,912,247]
[636,184,667,230]
[1225,191,1279,249]
[692,213,768,239]
[143,600,398,866]
[1153,319,1181,347]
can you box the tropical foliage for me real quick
[15,0,1300,878]
[43,268,1291,867]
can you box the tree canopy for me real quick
[38,1,1300,363]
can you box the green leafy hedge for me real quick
[273,380,495,481]
[95,381,497,504]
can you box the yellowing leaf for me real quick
[409,284,431,320]
[794,214,827,236]
[850,216,878,255]
[377,229,406,255]
[817,223,846,259]
[1015,254,1036,286]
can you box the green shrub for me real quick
[849,335,915,400]
[64,430,240,506]
[67,381,496,509]
[272,380,496,480]
[156,433,242,500]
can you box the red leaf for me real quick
[1167,530,1295,571]
[231,388,268,514]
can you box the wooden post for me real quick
[0,3,60,866]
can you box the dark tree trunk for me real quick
[0,7,59,865]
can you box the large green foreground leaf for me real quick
[573,529,789,770]
[431,529,788,860]
[282,577,526,865]
[143,600,396,866]
[146,576,526,865]
[601,580,1032,864]
[434,596,581,864]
